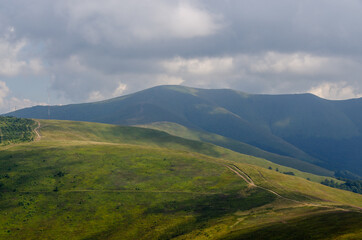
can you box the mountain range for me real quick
[7,85,362,178]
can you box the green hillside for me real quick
[37,120,333,182]
[1,119,362,239]
[137,121,333,177]
[8,85,362,177]
[6,86,319,166]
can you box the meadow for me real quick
[0,119,361,239]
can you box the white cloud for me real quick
[28,59,44,74]
[155,74,185,85]
[308,82,362,100]
[0,81,45,113]
[88,91,104,102]
[49,50,362,103]
[0,39,27,76]
[155,2,220,39]
[53,55,131,101]
[0,81,10,106]
[163,56,233,75]
[0,32,44,77]
[241,52,331,75]
[62,0,221,44]
[112,82,127,97]
[7,97,46,112]
[4,0,362,105]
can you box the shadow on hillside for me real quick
[146,188,276,239]
[222,211,362,240]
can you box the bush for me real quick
[321,178,362,194]
[0,116,35,144]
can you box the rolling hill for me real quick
[6,85,362,177]
[0,119,362,239]
[137,121,333,177]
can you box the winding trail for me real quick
[225,164,353,210]
[225,164,362,212]
[226,166,255,186]
[226,163,362,236]
[33,120,41,141]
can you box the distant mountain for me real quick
[7,85,362,177]
[138,121,333,177]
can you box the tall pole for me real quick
[47,87,50,119]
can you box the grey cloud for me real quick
[206,0,362,55]
[1,0,362,104]
[4,0,362,56]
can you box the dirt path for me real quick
[33,120,41,141]
[227,164,362,213]
[226,166,255,186]
[231,164,255,185]
[226,164,339,208]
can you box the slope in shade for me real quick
[6,85,362,177]
[138,121,333,177]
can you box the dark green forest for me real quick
[0,117,34,145]
[321,178,362,194]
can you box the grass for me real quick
[0,144,246,193]
[138,121,333,177]
[222,211,362,240]
[39,120,337,184]
[231,163,362,207]
[0,134,271,239]
[0,119,361,239]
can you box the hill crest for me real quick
[6,85,362,177]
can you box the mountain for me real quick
[137,121,333,177]
[1,119,362,239]
[6,85,362,177]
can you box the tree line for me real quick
[0,116,34,144]
[321,178,362,194]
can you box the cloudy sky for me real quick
[1,0,362,113]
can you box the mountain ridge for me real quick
[6,85,362,177]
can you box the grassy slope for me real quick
[137,121,333,177]
[8,85,362,176]
[0,119,361,239]
[221,211,362,240]
[1,138,268,239]
[7,86,320,166]
[38,120,336,183]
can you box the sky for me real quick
[1,0,362,113]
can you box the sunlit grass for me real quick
[0,119,361,239]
